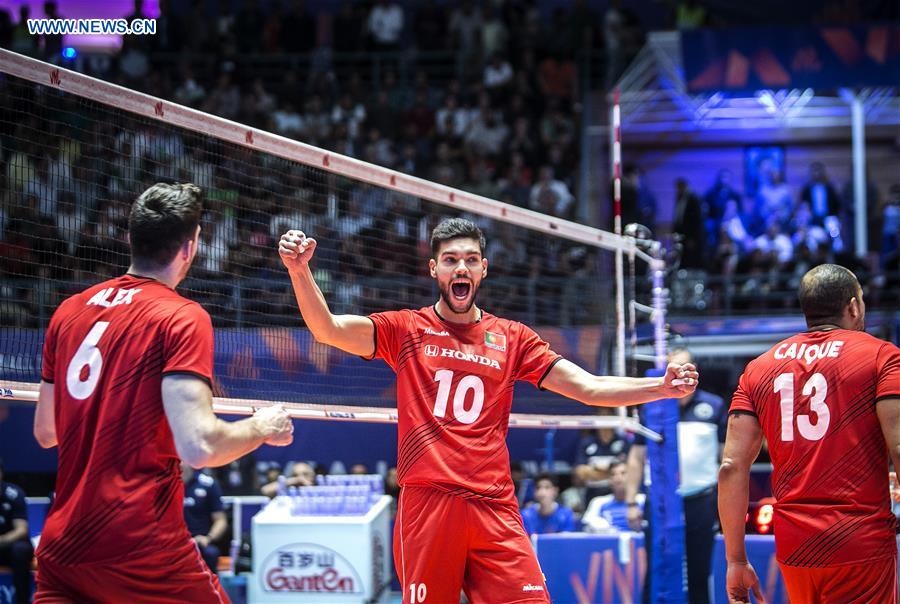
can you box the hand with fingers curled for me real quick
[253,404,294,446]
[726,561,765,604]
[662,361,699,398]
[278,229,318,271]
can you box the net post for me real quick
[611,88,628,434]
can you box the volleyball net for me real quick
[0,49,667,434]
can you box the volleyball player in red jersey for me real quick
[33,183,294,603]
[279,218,699,603]
[719,264,900,604]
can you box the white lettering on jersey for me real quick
[424,327,449,336]
[774,341,844,365]
[436,347,502,370]
[87,288,142,308]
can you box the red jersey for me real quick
[38,274,214,565]
[368,306,561,507]
[730,329,900,567]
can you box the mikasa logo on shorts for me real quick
[426,347,502,369]
[522,584,544,592]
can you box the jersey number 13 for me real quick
[775,372,830,442]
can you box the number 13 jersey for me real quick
[730,328,900,567]
[367,306,562,507]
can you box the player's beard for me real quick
[439,278,480,315]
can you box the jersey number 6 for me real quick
[775,372,829,442]
[432,369,484,424]
[65,321,110,400]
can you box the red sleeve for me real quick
[729,372,756,415]
[161,302,214,385]
[365,310,409,370]
[40,310,60,383]
[875,342,900,402]
[514,324,562,388]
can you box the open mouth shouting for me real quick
[451,280,472,301]
[443,277,477,313]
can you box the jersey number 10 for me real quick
[775,372,829,442]
[432,370,484,424]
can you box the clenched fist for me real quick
[253,404,294,446]
[278,230,318,272]
[661,361,699,398]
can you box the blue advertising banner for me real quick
[535,533,791,604]
[534,533,646,603]
[682,25,900,93]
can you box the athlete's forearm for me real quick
[718,457,751,563]
[582,375,667,406]
[287,264,339,343]
[198,417,269,468]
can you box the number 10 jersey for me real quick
[367,306,562,508]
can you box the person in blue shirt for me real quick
[583,461,644,533]
[0,459,32,604]
[520,474,576,536]
[182,462,227,574]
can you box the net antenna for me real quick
[0,50,665,441]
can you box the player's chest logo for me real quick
[422,345,503,370]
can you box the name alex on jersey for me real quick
[86,287,143,308]
[773,340,844,365]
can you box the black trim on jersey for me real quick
[161,370,212,388]
[729,409,758,418]
[360,317,378,361]
[537,356,564,391]
[876,394,900,404]
[804,324,842,333]
[41,377,54,384]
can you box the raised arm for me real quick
[278,229,375,357]
[162,375,293,468]
[541,359,698,407]
[718,411,765,604]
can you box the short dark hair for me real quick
[798,264,861,326]
[128,183,203,269]
[535,473,558,488]
[430,218,486,256]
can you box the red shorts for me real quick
[34,539,229,604]
[394,485,550,604]
[779,554,898,604]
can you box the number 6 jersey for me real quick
[39,274,213,565]
[367,306,562,508]
[730,328,900,567]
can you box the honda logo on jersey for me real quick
[426,347,502,369]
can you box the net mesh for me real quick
[0,55,639,417]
